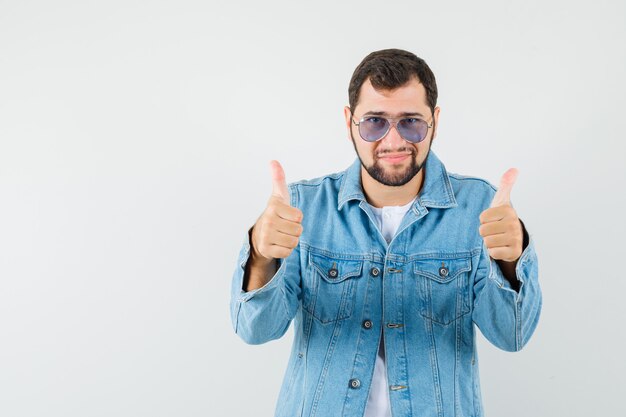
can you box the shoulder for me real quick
[448,172,496,192]
[285,169,346,208]
[290,170,345,188]
[447,172,497,208]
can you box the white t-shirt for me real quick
[363,197,416,417]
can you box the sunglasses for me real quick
[351,113,433,143]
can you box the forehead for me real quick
[356,76,429,116]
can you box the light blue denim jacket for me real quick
[230,151,542,417]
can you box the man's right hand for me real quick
[244,161,303,291]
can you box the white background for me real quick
[1,1,625,416]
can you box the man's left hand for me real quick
[478,168,523,263]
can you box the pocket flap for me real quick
[413,257,471,283]
[309,252,364,283]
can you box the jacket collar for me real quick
[337,150,457,211]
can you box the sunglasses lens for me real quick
[358,117,429,143]
[359,117,389,142]
[398,118,428,143]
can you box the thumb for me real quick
[490,168,518,208]
[270,160,290,205]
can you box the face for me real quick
[344,76,440,187]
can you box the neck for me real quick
[361,167,424,208]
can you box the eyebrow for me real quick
[363,111,426,118]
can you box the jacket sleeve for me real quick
[471,220,542,352]
[229,185,302,345]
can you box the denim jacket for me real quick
[230,151,542,417]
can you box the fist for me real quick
[250,160,304,261]
[478,168,523,263]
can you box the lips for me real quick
[379,153,411,163]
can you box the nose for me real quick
[379,121,406,149]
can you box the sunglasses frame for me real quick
[351,112,434,143]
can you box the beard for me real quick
[350,131,430,187]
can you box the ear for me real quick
[431,106,441,141]
[344,106,353,141]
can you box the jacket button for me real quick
[328,268,338,278]
[438,266,449,277]
[370,267,380,277]
[349,378,361,389]
[362,320,373,329]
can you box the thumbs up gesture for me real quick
[478,168,524,263]
[250,160,304,263]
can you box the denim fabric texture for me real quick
[230,150,542,417]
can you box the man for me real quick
[230,49,542,417]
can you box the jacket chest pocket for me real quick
[304,252,364,324]
[414,256,472,326]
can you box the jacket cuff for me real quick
[233,227,285,303]
[488,228,537,302]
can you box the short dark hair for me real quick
[348,49,438,116]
